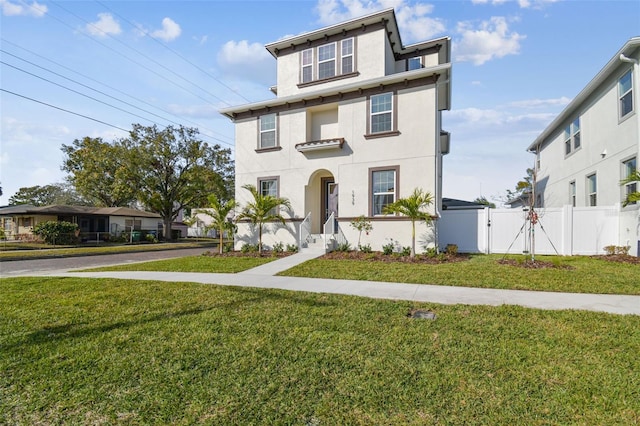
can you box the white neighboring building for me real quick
[220,8,452,251]
[527,37,639,254]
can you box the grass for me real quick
[0,240,216,261]
[81,255,275,273]
[279,254,640,295]
[1,277,639,424]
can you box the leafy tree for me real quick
[121,124,234,241]
[33,221,78,245]
[201,194,238,254]
[473,196,496,209]
[621,170,640,207]
[236,184,291,254]
[61,137,137,207]
[504,168,535,206]
[8,183,88,206]
[383,188,434,258]
[350,215,373,251]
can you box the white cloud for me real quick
[86,13,122,38]
[151,17,182,42]
[315,0,446,43]
[471,0,559,8]
[217,40,275,85]
[454,16,525,65]
[509,96,571,108]
[193,35,208,45]
[0,0,47,17]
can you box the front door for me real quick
[321,178,338,229]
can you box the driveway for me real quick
[0,247,212,277]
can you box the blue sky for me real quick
[1,0,638,206]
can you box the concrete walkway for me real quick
[30,255,640,316]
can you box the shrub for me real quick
[604,245,616,255]
[445,244,458,255]
[336,242,352,252]
[224,242,234,253]
[359,244,372,253]
[382,242,394,255]
[604,245,631,256]
[401,246,411,257]
[241,243,259,253]
[424,247,438,258]
[286,244,298,253]
[33,221,79,245]
[272,242,284,253]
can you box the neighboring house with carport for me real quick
[220,8,452,251]
[526,37,639,254]
[0,204,162,241]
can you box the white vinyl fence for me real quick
[438,205,639,256]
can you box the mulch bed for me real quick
[202,250,295,258]
[497,258,574,269]
[320,251,469,264]
[592,254,640,265]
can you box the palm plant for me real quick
[382,188,434,258]
[201,194,238,254]
[621,170,640,207]
[236,184,291,254]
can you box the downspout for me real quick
[619,53,640,256]
[434,84,442,253]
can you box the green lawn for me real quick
[82,255,275,273]
[279,254,640,295]
[1,277,638,425]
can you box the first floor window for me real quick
[623,157,637,205]
[370,92,393,133]
[587,173,597,206]
[259,113,277,149]
[569,181,576,207]
[619,69,633,119]
[371,168,397,215]
[259,177,279,214]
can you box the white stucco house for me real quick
[527,37,639,254]
[220,8,452,252]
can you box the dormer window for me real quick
[408,56,422,70]
[299,37,356,85]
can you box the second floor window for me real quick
[259,113,277,149]
[623,157,637,205]
[341,38,353,74]
[370,92,393,133]
[587,173,597,206]
[301,49,313,83]
[619,70,633,119]
[564,117,581,155]
[317,43,336,80]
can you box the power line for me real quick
[1,88,129,132]
[1,39,234,144]
[95,0,252,104]
[49,0,232,107]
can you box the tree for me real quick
[621,170,640,207]
[382,188,434,258]
[236,184,291,254]
[473,196,496,209]
[61,137,137,207]
[350,215,372,250]
[503,168,535,206]
[121,124,234,241]
[8,183,88,206]
[201,194,238,254]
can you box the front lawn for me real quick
[81,254,276,273]
[279,253,640,295]
[1,277,638,424]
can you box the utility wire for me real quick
[49,0,232,106]
[1,39,234,144]
[1,88,129,132]
[95,0,252,103]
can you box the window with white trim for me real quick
[370,92,393,134]
[587,173,597,206]
[623,157,637,205]
[259,113,277,149]
[564,117,580,155]
[259,177,279,215]
[301,49,313,83]
[341,38,353,74]
[408,56,422,71]
[317,42,336,80]
[569,181,576,207]
[619,70,633,119]
[371,168,397,215]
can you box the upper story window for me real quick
[619,70,633,119]
[317,43,336,80]
[587,173,597,206]
[300,38,355,85]
[564,117,581,155]
[623,157,637,205]
[569,181,576,207]
[370,92,393,134]
[408,56,422,71]
[259,113,277,149]
[370,167,398,216]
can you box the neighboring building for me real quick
[0,204,162,240]
[528,37,639,209]
[220,8,452,251]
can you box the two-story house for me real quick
[220,8,452,251]
[528,37,639,210]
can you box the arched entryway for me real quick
[305,169,337,234]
